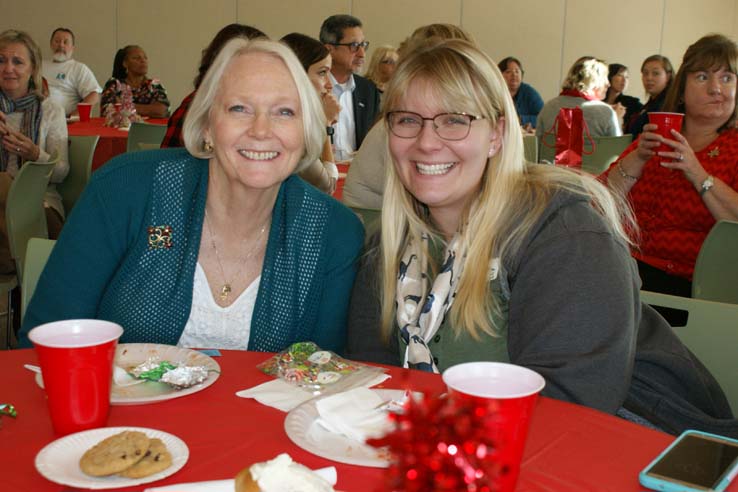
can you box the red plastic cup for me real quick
[77,103,92,122]
[648,112,684,156]
[442,362,545,492]
[28,320,123,435]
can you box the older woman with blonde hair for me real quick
[0,29,68,263]
[20,38,364,352]
[536,56,621,139]
[364,45,398,93]
[346,39,737,436]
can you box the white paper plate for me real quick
[35,343,221,405]
[35,426,189,490]
[284,389,407,468]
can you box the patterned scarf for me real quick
[396,233,466,373]
[0,91,42,171]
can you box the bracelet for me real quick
[617,161,639,182]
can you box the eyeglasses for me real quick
[386,111,485,141]
[330,41,370,52]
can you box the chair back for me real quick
[349,206,381,237]
[6,158,56,284]
[692,220,738,304]
[640,290,738,413]
[21,238,56,322]
[537,134,631,173]
[59,135,99,213]
[523,134,538,163]
[127,122,167,152]
[581,135,632,175]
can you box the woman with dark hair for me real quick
[498,56,543,129]
[608,34,738,326]
[603,63,642,132]
[625,55,674,138]
[281,32,341,194]
[100,45,170,118]
[0,30,68,248]
[161,24,266,148]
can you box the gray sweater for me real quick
[346,190,737,436]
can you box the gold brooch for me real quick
[708,147,720,158]
[148,225,173,249]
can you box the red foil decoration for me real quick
[367,393,507,492]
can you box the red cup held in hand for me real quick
[28,320,123,435]
[77,103,92,122]
[442,362,545,492]
[648,112,684,156]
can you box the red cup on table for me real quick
[77,103,92,122]
[28,319,123,435]
[442,362,545,492]
[648,112,684,158]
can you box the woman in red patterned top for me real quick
[608,34,738,325]
[101,45,170,118]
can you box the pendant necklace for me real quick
[204,210,268,304]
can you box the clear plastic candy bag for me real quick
[257,342,386,395]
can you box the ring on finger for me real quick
[678,153,684,162]
[15,147,20,153]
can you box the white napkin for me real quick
[144,467,337,492]
[314,387,392,442]
[236,373,390,412]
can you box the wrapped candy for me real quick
[127,358,211,389]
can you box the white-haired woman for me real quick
[536,56,622,139]
[20,38,364,352]
[346,39,737,437]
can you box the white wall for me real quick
[2,0,737,110]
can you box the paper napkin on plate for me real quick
[314,387,393,442]
[236,373,390,412]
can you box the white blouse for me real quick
[178,263,260,350]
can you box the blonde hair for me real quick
[183,38,325,172]
[379,39,634,341]
[562,56,609,94]
[0,30,44,99]
[365,45,398,86]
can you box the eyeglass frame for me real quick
[329,41,370,52]
[386,111,486,141]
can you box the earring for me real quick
[488,146,496,157]
[203,140,213,153]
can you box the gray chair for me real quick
[126,122,167,153]
[692,220,738,304]
[21,238,56,322]
[641,290,738,413]
[59,135,99,213]
[581,135,632,175]
[3,158,56,348]
[523,134,538,163]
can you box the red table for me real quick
[67,118,168,172]
[2,348,731,492]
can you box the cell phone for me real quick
[640,430,738,491]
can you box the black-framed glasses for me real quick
[330,41,370,52]
[386,111,485,140]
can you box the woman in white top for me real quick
[0,29,68,269]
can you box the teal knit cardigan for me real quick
[19,148,364,352]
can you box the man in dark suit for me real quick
[320,15,381,159]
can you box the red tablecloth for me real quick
[67,118,168,172]
[3,348,729,492]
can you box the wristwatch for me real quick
[700,175,715,196]
[326,126,335,144]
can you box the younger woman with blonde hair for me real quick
[346,39,737,437]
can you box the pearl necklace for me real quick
[204,211,268,304]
